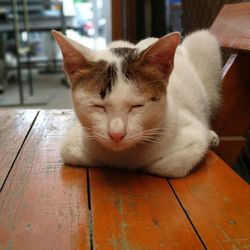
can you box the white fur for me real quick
[61,30,222,178]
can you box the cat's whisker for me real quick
[93,133,111,143]
[85,131,110,143]
[144,130,169,136]
[86,135,97,140]
[138,141,153,147]
[143,128,166,135]
[124,130,164,146]
[143,127,163,131]
[142,133,166,139]
[144,131,164,134]
[141,136,163,145]
[82,126,92,132]
[85,137,98,142]
[86,128,165,147]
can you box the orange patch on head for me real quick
[120,32,181,100]
[121,50,167,100]
[70,61,118,99]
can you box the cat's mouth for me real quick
[95,133,159,152]
[99,138,139,151]
[92,133,142,151]
[88,127,162,151]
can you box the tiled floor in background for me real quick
[0,70,72,109]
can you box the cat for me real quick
[52,29,222,178]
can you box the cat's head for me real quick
[52,31,180,151]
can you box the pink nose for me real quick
[108,132,126,143]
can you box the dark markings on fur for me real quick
[100,63,117,99]
[120,48,167,99]
[121,49,141,80]
[71,46,167,100]
[70,60,117,99]
[111,47,136,57]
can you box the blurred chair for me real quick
[182,0,243,34]
[210,2,250,167]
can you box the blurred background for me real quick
[0,0,248,108]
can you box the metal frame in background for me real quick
[1,0,66,107]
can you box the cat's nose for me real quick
[108,131,126,143]
[108,117,126,142]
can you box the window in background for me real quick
[65,0,111,50]
[0,0,111,108]
[166,0,183,33]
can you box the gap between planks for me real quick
[87,168,206,250]
[87,167,94,250]
[0,110,40,192]
[168,179,208,250]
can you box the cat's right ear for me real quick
[51,30,93,75]
[140,32,180,76]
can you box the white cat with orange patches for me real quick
[52,30,221,178]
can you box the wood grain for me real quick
[89,168,204,250]
[170,151,250,249]
[0,111,90,250]
[210,2,250,51]
[0,110,38,189]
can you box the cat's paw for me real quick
[209,130,219,147]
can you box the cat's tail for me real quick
[181,30,222,114]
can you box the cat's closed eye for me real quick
[129,104,145,112]
[131,104,144,108]
[93,104,106,112]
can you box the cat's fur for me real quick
[52,30,222,178]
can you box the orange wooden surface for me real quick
[213,53,250,136]
[1,110,250,250]
[0,110,38,189]
[170,151,250,249]
[210,2,250,51]
[89,168,204,250]
[0,111,90,250]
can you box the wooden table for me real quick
[0,110,249,250]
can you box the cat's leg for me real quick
[209,130,220,147]
[145,122,210,178]
[61,123,92,166]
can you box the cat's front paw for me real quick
[209,130,219,148]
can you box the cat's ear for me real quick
[51,30,93,75]
[141,32,180,75]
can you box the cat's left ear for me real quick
[51,30,94,75]
[141,32,180,75]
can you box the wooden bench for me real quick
[210,2,250,166]
[0,110,249,250]
[0,3,250,250]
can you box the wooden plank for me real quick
[0,110,90,250]
[0,110,38,189]
[210,2,250,51]
[90,168,204,250]
[213,53,250,136]
[170,151,250,249]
